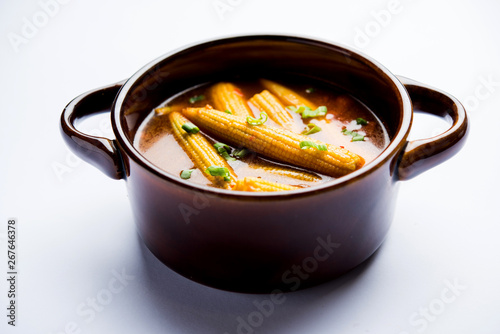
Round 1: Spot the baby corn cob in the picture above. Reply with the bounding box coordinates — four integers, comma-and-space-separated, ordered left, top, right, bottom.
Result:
260, 79, 318, 109
234, 177, 301, 192
168, 111, 237, 189
249, 160, 320, 182
249, 90, 295, 131
155, 104, 183, 116
182, 107, 364, 178
210, 82, 253, 117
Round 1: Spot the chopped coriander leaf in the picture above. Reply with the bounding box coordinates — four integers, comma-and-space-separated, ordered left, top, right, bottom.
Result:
224, 109, 232, 114
180, 169, 194, 179
305, 87, 315, 94
246, 112, 268, 125
302, 123, 322, 135
205, 166, 231, 182
189, 95, 205, 104
234, 148, 251, 159
356, 118, 368, 125
341, 128, 365, 142
299, 141, 327, 151
181, 122, 200, 134
214, 142, 236, 161
288, 105, 328, 119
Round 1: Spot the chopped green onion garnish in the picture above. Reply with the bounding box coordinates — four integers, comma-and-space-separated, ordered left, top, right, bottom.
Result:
304, 106, 327, 118
302, 123, 322, 135
214, 142, 236, 161
214, 142, 231, 151
305, 87, 315, 94
287, 106, 306, 113
299, 141, 327, 151
205, 166, 231, 182
246, 112, 268, 125
224, 109, 232, 114
181, 122, 200, 134
234, 148, 251, 159
180, 169, 194, 179
356, 118, 368, 125
352, 135, 365, 142
189, 95, 205, 104
342, 128, 365, 142
288, 105, 328, 119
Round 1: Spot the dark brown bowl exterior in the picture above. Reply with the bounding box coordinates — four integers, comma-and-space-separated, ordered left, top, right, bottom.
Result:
124, 153, 398, 292
61, 35, 468, 293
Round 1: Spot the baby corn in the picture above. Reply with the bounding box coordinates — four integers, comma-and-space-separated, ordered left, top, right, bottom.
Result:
249, 90, 295, 131
234, 177, 301, 192
249, 160, 320, 182
168, 111, 237, 189
260, 79, 318, 109
210, 82, 253, 117
182, 107, 364, 178
155, 104, 183, 116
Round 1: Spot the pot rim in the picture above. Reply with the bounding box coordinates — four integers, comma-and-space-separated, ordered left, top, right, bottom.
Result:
112, 33, 412, 198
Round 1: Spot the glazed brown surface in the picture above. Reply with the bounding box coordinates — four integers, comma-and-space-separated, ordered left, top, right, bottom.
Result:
61, 35, 468, 292
134, 78, 390, 189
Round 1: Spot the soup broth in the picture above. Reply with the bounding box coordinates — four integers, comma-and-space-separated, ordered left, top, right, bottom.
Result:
134, 77, 389, 191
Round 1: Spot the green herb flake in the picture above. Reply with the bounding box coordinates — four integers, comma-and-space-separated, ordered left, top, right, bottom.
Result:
352, 135, 365, 142
302, 123, 322, 135
356, 118, 368, 125
224, 109, 232, 114
180, 169, 194, 179
234, 148, 251, 159
214, 142, 236, 161
305, 87, 315, 94
246, 112, 268, 126
181, 122, 200, 134
342, 128, 365, 142
205, 166, 231, 182
299, 141, 328, 151
189, 95, 205, 104
287, 106, 303, 113
288, 105, 328, 119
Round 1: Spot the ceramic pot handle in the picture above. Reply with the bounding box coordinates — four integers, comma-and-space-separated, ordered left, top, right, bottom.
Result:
60, 81, 126, 180
396, 76, 469, 180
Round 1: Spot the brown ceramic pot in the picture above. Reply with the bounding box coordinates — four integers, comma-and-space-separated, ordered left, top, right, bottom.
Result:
61, 35, 468, 293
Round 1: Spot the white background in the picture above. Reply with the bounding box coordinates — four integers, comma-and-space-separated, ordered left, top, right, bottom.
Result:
1, 0, 499, 333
